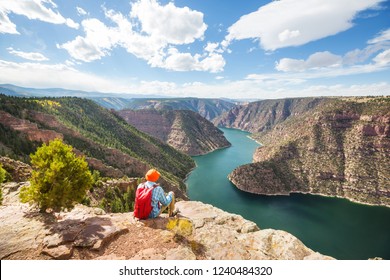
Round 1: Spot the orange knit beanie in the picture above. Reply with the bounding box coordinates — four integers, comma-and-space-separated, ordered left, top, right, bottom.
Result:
145, 169, 160, 182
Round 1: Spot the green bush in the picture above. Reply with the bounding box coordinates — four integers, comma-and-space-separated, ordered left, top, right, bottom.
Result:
81, 196, 91, 207
0, 163, 5, 184
0, 164, 5, 205
111, 198, 124, 213
100, 186, 135, 213
92, 170, 101, 184
20, 139, 93, 212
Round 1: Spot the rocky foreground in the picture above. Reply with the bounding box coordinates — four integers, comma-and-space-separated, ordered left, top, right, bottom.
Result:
0, 182, 333, 260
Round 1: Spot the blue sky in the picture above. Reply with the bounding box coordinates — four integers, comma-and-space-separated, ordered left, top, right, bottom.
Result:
0, 0, 389, 99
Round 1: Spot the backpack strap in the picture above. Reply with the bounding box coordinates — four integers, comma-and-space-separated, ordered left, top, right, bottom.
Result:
151, 184, 160, 208
140, 182, 158, 190
141, 182, 158, 186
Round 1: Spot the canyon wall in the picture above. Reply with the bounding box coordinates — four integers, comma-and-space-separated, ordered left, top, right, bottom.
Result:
227, 97, 390, 207
117, 109, 231, 156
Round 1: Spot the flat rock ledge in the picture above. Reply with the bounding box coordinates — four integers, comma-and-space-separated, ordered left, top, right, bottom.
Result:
0, 203, 132, 260
0, 183, 334, 260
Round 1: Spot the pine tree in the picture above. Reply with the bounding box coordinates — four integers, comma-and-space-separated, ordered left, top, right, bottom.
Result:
20, 139, 93, 212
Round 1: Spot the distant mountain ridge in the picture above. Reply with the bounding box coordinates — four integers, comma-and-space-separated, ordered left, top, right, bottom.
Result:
213, 97, 326, 133
121, 98, 236, 120
0, 84, 236, 121
0, 84, 164, 99
117, 109, 231, 156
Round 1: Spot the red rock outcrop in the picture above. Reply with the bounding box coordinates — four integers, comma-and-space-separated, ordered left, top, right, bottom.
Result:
0, 157, 32, 182
0, 110, 63, 142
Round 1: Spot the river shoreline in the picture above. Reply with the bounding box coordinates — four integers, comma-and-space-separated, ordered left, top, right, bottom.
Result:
189, 142, 232, 157
230, 180, 390, 209
231, 130, 389, 209
186, 127, 390, 260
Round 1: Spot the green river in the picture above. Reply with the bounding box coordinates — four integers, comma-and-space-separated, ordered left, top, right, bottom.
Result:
186, 128, 390, 260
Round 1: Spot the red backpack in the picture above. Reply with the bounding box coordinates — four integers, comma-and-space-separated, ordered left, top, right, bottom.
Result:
133, 183, 157, 219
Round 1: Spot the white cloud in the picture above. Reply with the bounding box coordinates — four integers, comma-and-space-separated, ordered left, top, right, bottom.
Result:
153, 47, 225, 73
65, 60, 76, 66
275, 26, 390, 76
248, 47, 257, 53
306, 52, 343, 68
225, 0, 384, 50
343, 45, 383, 65
65, 18, 79, 29
276, 51, 342, 72
368, 28, 390, 44
278, 29, 300, 43
58, 36, 107, 62
0, 58, 389, 100
0, 0, 79, 34
373, 49, 390, 66
275, 58, 305, 72
252, 57, 389, 83
177, 79, 390, 99
105, 8, 173, 65
137, 80, 178, 95
59, 1, 225, 73
58, 18, 115, 62
198, 53, 226, 73
0, 9, 19, 34
163, 48, 201, 72
0, 59, 118, 92
251, 42, 390, 84
204, 42, 220, 53
292, 82, 390, 98
7, 47, 49, 61
130, 0, 207, 45
77, 6, 87, 16
343, 28, 390, 65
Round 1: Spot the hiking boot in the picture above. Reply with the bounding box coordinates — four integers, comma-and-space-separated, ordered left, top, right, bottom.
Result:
169, 208, 180, 217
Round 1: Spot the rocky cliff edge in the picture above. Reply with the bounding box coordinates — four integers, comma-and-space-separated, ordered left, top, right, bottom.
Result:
0, 182, 333, 260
